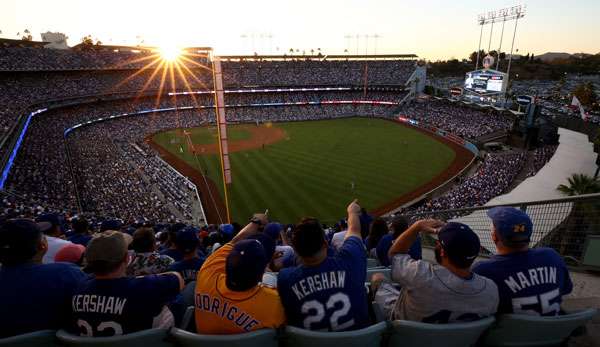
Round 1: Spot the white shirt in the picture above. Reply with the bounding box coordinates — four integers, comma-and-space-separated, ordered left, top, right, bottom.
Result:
43, 236, 72, 264
331, 230, 348, 251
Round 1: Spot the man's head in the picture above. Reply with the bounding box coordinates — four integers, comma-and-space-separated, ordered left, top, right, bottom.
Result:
175, 227, 200, 255
225, 239, 269, 291
71, 217, 89, 235
0, 219, 47, 266
390, 216, 409, 239
36, 213, 62, 237
487, 207, 533, 252
292, 218, 326, 258
130, 227, 156, 253
434, 222, 480, 270
85, 230, 132, 276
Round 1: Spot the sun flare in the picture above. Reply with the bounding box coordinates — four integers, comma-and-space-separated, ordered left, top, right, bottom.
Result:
158, 44, 182, 62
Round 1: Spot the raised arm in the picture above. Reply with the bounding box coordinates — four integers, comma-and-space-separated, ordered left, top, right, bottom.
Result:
231, 213, 268, 243
344, 199, 362, 240
388, 219, 444, 259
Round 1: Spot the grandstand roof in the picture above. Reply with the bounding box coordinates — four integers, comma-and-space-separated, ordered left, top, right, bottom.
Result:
218, 54, 418, 61
0, 38, 48, 48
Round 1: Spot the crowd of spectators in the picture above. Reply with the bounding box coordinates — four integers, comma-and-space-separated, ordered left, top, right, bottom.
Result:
406, 151, 527, 216
527, 144, 558, 177
400, 99, 513, 139
4, 91, 404, 222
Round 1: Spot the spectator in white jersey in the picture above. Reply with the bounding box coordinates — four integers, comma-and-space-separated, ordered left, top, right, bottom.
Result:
374, 220, 499, 323
71, 230, 183, 336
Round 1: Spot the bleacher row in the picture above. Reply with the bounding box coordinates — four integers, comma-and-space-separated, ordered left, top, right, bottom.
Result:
3, 276, 595, 347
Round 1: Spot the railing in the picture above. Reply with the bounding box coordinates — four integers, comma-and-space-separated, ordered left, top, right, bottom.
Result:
154, 155, 207, 226
402, 193, 600, 269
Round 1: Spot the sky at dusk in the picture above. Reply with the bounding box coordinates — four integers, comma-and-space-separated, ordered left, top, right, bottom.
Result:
1, 0, 598, 60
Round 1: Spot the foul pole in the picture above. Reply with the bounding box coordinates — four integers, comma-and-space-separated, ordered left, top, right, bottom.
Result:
211, 55, 232, 223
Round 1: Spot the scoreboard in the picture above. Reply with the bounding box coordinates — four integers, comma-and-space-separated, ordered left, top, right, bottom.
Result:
464, 69, 507, 96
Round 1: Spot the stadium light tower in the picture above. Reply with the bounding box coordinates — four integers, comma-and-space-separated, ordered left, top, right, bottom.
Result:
475, 5, 526, 71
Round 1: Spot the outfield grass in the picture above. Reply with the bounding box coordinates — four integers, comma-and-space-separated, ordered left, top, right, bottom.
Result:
153, 118, 456, 224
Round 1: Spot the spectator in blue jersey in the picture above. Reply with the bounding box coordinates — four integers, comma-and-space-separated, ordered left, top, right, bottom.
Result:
359, 208, 374, 239
373, 221, 498, 323
376, 216, 421, 266
68, 217, 92, 246
71, 230, 183, 337
473, 207, 573, 316
277, 200, 369, 331
168, 227, 205, 284
160, 224, 186, 261
365, 218, 388, 258
0, 219, 87, 338
127, 227, 175, 276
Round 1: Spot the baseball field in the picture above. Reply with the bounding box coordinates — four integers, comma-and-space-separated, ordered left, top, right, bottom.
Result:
149, 117, 471, 224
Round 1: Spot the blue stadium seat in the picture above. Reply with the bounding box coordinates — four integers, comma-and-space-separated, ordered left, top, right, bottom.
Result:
181, 281, 196, 308
366, 258, 380, 268
282, 322, 387, 347
55, 328, 171, 347
0, 330, 58, 347
170, 327, 278, 347
482, 308, 597, 347
179, 306, 196, 331
389, 317, 495, 347
366, 267, 391, 281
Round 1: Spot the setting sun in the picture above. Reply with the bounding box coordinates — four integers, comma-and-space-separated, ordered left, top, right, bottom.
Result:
158, 44, 182, 62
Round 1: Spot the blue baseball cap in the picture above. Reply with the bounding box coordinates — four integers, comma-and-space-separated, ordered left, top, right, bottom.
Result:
175, 227, 200, 253
0, 219, 44, 265
438, 222, 480, 266
264, 222, 283, 240
36, 213, 62, 233
247, 233, 276, 261
226, 239, 268, 291
220, 224, 234, 236
487, 207, 533, 244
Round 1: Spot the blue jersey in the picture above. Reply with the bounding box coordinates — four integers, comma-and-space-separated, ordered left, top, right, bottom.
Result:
277, 236, 369, 331
168, 257, 205, 284
68, 233, 92, 246
70, 274, 180, 336
160, 248, 184, 262
473, 248, 572, 316
376, 234, 421, 267
0, 263, 87, 338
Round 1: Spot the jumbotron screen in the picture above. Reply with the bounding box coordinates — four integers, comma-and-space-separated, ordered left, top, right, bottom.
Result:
464, 70, 507, 95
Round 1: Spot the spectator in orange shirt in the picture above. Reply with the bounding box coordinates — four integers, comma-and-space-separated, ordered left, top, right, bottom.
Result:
194, 213, 285, 334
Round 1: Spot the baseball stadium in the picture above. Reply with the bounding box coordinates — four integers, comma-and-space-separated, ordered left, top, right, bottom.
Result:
1, 1, 600, 346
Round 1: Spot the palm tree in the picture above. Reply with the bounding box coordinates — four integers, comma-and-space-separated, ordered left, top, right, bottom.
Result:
557, 174, 600, 196
554, 173, 600, 258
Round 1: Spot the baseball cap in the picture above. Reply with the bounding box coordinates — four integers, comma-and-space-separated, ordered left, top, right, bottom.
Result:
264, 223, 283, 240
86, 230, 132, 264
100, 219, 123, 232
55, 243, 86, 264
247, 233, 276, 260
0, 219, 44, 265
226, 239, 268, 291
176, 227, 200, 253
437, 222, 480, 267
487, 207, 533, 244
36, 213, 62, 234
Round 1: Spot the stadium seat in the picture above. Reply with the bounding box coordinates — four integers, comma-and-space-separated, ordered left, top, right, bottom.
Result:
55, 328, 171, 347
170, 327, 278, 347
388, 317, 495, 347
181, 281, 196, 308
0, 330, 58, 347
366, 267, 391, 281
482, 308, 598, 347
367, 258, 379, 268
179, 306, 195, 331
282, 322, 387, 347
